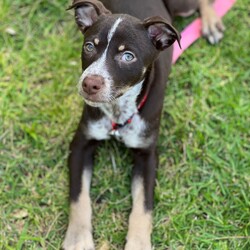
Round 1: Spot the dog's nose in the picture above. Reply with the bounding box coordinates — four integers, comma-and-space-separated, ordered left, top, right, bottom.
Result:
82, 75, 104, 95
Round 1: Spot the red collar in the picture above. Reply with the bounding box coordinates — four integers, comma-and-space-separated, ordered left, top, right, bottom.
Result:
110, 93, 148, 133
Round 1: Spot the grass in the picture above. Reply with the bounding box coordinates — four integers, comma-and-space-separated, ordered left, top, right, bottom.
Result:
0, 0, 249, 249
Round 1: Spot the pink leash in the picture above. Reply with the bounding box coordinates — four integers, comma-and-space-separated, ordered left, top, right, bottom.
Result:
172, 0, 237, 64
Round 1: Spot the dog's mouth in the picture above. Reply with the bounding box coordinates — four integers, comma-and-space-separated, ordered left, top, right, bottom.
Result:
78, 86, 127, 107
83, 98, 105, 107
77, 72, 133, 107
77, 74, 139, 107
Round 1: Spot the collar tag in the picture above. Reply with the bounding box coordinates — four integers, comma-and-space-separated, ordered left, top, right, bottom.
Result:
109, 129, 121, 138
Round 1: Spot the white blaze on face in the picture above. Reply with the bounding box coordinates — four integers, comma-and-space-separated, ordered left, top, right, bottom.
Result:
78, 17, 124, 100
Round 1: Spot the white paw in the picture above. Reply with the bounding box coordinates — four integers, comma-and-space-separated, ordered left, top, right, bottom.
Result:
201, 7, 225, 44
124, 237, 151, 250
63, 227, 95, 250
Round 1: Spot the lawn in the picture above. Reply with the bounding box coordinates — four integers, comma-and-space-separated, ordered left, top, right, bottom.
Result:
0, 0, 249, 249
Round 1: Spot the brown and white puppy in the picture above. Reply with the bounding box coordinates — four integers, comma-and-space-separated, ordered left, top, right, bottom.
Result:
63, 1, 224, 249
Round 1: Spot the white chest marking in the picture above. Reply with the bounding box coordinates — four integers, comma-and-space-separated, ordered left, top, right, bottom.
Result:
86, 81, 153, 148
101, 81, 143, 124
87, 117, 111, 141
87, 113, 151, 148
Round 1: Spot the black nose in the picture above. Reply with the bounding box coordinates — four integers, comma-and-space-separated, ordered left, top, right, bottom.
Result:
82, 75, 104, 95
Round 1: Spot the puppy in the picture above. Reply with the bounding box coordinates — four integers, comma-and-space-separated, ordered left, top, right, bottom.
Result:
63, 1, 224, 249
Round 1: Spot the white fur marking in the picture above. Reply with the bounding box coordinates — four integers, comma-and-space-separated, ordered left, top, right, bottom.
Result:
122, 114, 151, 148
107, 17, 123, 42
102, 80, 143, 123
87, 117, 111, 140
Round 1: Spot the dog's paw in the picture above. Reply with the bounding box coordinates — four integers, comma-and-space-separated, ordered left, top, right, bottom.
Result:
201, 7, 225, 44
124, 237, 151, 250
63, 227, 95, 250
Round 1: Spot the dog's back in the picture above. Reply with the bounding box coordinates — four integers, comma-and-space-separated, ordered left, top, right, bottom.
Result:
101, 0, 172, 21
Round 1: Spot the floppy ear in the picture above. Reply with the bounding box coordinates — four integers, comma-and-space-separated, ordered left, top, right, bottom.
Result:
67, 0, 111, 33
143, 16, 181, 51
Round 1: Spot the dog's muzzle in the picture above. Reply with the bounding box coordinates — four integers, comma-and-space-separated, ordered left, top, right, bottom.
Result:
82, 74, 105, 95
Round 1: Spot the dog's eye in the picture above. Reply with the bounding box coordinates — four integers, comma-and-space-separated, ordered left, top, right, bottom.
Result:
84, 42, 95, 52
121, 52, 135, 62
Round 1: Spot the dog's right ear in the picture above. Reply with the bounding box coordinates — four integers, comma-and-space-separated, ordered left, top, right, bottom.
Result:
67, 0, 111, 33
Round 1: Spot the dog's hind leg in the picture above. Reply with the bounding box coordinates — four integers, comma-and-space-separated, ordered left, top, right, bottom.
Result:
163, 0, 198, 17
164, 0, 225, 44
199, 0, 225, 44
63, 125, 99, 250
124, 147, 157, 250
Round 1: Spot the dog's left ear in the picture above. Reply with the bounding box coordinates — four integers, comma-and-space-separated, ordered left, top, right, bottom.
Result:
143, 16, 181, 51
67, 0, 111, 33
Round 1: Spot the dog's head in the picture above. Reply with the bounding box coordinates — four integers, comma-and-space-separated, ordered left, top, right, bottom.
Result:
68, 0, 180, 107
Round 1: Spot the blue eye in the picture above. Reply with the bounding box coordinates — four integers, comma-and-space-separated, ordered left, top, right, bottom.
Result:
85, 42, 95, 52
121, 52, 135, 62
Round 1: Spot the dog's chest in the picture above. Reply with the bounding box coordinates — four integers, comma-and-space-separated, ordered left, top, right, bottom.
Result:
86, 89, 151, 148
87, 113, 147, 148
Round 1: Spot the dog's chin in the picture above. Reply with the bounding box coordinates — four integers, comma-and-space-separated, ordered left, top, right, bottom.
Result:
79, 90, 126, 107
83, 95, 117, 107
84, 99, 106, 107
78, 91, 109, 107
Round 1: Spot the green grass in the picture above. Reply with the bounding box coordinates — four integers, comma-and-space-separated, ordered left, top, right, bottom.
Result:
0, 0, 249, 249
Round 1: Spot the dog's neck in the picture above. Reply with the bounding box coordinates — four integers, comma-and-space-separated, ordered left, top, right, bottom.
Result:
100, 80, 144, 124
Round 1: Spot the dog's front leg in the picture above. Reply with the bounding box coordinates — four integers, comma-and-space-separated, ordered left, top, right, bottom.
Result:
63, 127, 99, 250
125, 147, 157, 250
